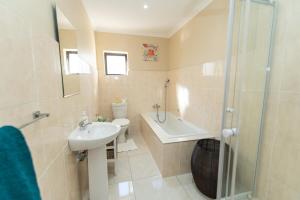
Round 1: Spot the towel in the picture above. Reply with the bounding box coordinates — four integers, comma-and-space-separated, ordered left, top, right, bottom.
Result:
0, 126, 41, 200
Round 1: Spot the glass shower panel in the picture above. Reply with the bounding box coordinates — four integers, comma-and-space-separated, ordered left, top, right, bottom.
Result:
235, 1, 274, 197
218, 0, 276, 199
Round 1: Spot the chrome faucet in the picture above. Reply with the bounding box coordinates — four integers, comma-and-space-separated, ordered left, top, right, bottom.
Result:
79, 120, 92, 130
152, 104, 160, 109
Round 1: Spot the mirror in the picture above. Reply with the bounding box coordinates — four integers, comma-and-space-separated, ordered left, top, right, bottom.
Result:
55, 6, 80, 97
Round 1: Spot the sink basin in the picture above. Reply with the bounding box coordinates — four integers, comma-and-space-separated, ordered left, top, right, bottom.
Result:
68, 122, 121, 151
68, 122, 121, 200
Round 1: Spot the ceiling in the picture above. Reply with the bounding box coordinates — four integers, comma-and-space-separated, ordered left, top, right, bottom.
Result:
82, 0, 213, 38
56, 8, 75, 30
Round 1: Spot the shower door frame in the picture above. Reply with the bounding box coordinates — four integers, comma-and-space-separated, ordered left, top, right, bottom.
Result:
216, 0, 278, 199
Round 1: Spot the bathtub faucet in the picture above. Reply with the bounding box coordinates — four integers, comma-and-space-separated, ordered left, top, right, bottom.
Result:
152, 104, 161, 110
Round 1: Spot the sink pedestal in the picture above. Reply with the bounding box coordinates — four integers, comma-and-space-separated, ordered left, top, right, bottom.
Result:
88, 146, 108, 200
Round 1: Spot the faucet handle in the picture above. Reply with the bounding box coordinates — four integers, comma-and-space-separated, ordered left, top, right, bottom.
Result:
152, 104, 160, 109
79, 119, 92, 130
79, 120, 85, 127
79, 119, 88, 126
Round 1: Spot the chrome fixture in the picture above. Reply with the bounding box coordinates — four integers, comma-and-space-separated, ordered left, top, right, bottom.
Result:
226, 107, 235, 113
154, 79, 170, 123
19, 111, 50, 129
79, 120, 92, 130
152, 104, 160, 109
164, 79, 170, 88
76, 150, 88, 162
222, 128, 238, 138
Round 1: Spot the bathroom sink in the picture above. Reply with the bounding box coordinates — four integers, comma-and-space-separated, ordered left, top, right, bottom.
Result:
68, 122, 121, 200
68, 122, 121, 151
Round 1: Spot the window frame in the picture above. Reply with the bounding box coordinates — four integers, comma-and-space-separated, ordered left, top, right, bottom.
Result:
104, 52, 128, 76
63, 49, 79, 75
66, 50, 78, 70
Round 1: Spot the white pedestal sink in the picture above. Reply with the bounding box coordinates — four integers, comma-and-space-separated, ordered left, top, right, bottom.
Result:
68, 122, 121, 200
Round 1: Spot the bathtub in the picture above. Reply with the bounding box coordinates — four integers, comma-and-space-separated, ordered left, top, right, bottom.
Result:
141, 112, 212, 143
140, 112, 213, 177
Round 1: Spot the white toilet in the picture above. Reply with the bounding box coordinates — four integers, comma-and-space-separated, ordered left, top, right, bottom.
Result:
112, 102, 130, 143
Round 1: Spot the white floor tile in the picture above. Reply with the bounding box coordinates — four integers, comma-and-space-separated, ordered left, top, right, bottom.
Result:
176, 173, 208, 200
129, 153, 161, 180
108, 157, 132, 185
109, 136, 212, 200
109, 181, 135, 200
127, 134, 149, 156
133, 176, 191, 200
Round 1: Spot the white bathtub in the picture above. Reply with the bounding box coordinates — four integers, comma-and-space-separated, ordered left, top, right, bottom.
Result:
141, 112, 213, 143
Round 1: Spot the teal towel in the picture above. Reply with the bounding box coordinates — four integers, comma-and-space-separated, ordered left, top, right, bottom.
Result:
0, 126, 41, 200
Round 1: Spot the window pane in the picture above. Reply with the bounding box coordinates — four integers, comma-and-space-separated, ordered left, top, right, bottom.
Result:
106, 54, 127, 75
68, 53, 81, 74
64, 50, 91, 74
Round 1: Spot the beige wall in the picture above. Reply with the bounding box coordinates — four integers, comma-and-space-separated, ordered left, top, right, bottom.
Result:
168, 0, 228, 70
96, 1, 228, 137
0, 0, 98, 199
1, 0, 298, 199
96, 32, 169, 71
256, 0, 300, 199
96, 32, 168, 133
167, 0, 228, 136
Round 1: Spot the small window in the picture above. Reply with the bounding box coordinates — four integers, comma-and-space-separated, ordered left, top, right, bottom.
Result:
63, 49, 90, 74
64, 49, 80, 74
104, 52, 128, 75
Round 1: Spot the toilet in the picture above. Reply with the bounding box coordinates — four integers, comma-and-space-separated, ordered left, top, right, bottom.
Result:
112, 101, 130, 143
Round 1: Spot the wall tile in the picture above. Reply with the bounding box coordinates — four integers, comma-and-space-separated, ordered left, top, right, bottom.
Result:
0, 0, 98, 199
167, 65, 224, 137
0, 5, 36, 109
256, 0, 300, 198
99, 70, 168, 134
38, 152, 69, 200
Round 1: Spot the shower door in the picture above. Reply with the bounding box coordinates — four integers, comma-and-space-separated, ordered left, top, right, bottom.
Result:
217, 0, 277, 199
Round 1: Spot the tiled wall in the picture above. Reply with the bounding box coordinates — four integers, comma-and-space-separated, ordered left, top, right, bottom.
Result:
0, 0, 98, 199
95, 1, 229, 138
98, 71, 167, 134
167, 0, 228, 137
256, 0, 300, 199
141, 118, 197, 177
167, 65, 225, 137
95, 32, 169, 134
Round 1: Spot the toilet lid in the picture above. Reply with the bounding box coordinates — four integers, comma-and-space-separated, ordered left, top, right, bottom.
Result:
112, 118, 130, 127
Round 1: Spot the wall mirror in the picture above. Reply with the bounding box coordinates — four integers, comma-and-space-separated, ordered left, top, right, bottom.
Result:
55, 6, 80, 97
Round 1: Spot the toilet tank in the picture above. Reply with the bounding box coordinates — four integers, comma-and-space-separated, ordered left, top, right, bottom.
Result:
112, 102, 127, 119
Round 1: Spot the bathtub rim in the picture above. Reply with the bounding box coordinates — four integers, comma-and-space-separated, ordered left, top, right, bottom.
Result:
141, 112, 214, 144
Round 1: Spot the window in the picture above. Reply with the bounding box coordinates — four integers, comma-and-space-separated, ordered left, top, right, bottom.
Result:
104, 52, 128, 75
64, 49, 90, 74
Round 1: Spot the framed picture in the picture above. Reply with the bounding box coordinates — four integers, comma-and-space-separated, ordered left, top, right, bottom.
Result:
143, 43, 159, 61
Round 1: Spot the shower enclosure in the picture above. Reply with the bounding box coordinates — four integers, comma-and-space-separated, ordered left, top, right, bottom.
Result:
217, 0, 277, 199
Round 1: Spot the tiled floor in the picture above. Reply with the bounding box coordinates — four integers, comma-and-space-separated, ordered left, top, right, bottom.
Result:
107, 133, 209, 200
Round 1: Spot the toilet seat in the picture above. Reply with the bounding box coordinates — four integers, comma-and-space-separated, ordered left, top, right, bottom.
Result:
112, 118, 130, 127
